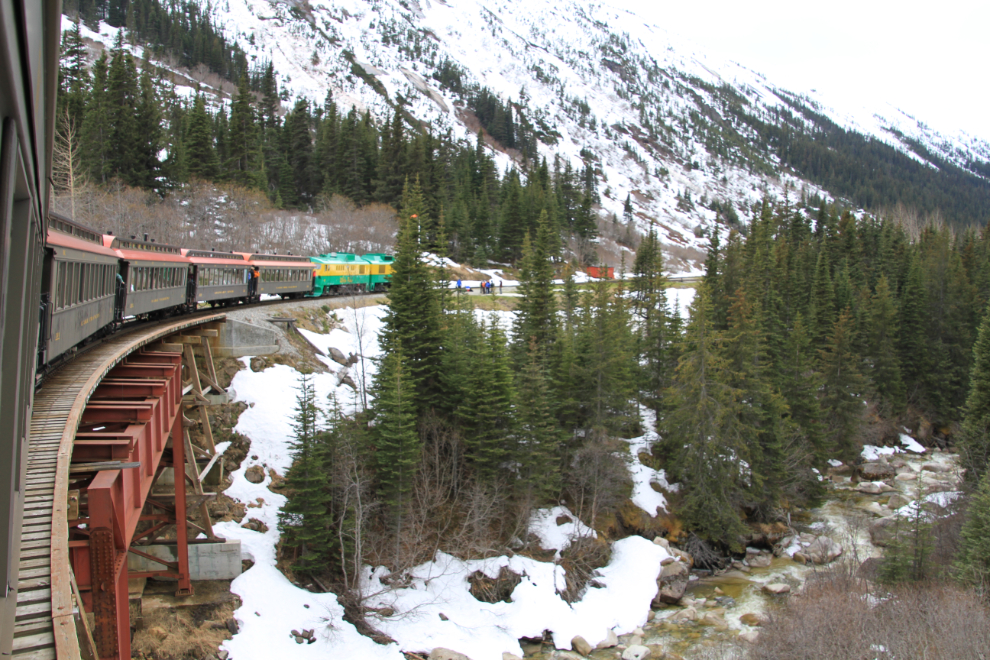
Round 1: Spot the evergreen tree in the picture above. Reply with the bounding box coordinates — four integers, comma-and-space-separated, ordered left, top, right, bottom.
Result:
515, 340, 562, 501
513, 210, 559, 361
80, 52, 111, 182
955, 468, 990, 591
959, 309, 990, 484
867, 274, 905, 416
226, 73, 265, 189
818, 310, 867, 459
372, 345, 420, 544
461, 320, 516, 481
105, 40, 142, 185
660, 286, 749, 548
186, 94, 218, 180
278, 374, 332, 576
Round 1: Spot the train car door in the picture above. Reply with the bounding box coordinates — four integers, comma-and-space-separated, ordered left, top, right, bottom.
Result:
114, 261, 129, 323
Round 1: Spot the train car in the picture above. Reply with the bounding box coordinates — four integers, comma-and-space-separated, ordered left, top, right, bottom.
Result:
183, 249, 250, 306
362, 253, 394, 292
310, 252, 373, 296
105, 234, 191, 318
244, 252, 314, 299
40, 213, 122, 365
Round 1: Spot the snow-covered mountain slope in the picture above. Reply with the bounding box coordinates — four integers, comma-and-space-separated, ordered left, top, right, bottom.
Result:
71, 0, 990, 259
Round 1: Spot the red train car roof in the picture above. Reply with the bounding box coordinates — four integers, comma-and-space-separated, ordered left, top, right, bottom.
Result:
240, 252, 312, 268
104, 234, 191, 263
47, 227, 120, 258
181, 249, 250, 266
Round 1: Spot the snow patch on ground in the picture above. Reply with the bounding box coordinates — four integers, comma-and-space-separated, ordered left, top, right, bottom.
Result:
899, 433, 926, 453
861, 445, 902, 461
528, 506, 596, 556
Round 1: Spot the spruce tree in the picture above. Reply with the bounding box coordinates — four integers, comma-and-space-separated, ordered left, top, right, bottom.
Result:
105, 40, 141, 185
226, 73, 265, 189
959, 309, 990, 484
372, 345, 420, 543
513, 210, 558, 362
515, 340, 562, 502
867, 274, 905, 416
461, 320, 516, 481
278, 374, 332, 576
955, 468, 990, 591
80, 52, 111, 182
660, 285, 749, 548
186, 94, 218, 180
818, 310, 867, 459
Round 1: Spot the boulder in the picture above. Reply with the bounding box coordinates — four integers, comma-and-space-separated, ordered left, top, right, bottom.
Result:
715, 596, 737, 608
740, 612, 768, 627
244, 465, 265, 484
860, 463, 896, 481
804, 537, 843, 565
748, 553, 772, 568
670, 547, 694, 567
922, 463, 949, 473
698, 612, 728, 629
340, 374, 357, 391
863, 502, 886, 516
595, 630, 619, 649
895, 472, 917, 481
652, 536, 670, 550
621, 646, 651, 660
762, 583, 791, 595
346, 352, 360, 366
869, 517, 902, 547
148, 626, 168, 641
669, 607, 698, 623
429, 649, 473, 660
887, 493, 911, 510
571, 636, 592, 657
738, 631, 760, 644
856, 481, 886, 494
502, 654, 523, 660
655, 560, 690, 604
327, 346, 348, 366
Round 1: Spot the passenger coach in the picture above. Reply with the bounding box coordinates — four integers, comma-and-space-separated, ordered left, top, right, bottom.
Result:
105, 234, 190, 318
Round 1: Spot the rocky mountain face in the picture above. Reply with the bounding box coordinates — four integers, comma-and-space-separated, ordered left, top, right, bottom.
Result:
78, 0, 990, 260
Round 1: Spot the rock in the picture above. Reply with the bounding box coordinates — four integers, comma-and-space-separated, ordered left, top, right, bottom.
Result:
804, 536, 843, 564
439, 612, 449, 621
715, 596, 736, 608
748, 553, 772, 568
629, 635, 644, 646
792, 552, 808, 564
670, 547, 694, 567
857, 557, 882, 581
502, 654, 523, 660
633, 627, 644, 637
660, 556, 676, 566
244, 465, 265, 484
327, 346, 348, 366
621, 645, 652, 660
860, 463, 896, 480
596, 630, 619, 649
699, 612, 728, 628
148, 626, 168, 641
895, 472, 917, 481
670, 607, 698, 623
922, 463, 949, 473
249, 357, 267, 372
293, 635, 305, 644
857, 481, 886, 494
217, 652, 229, 660
738, 631, 760, 644
571, 636, 593, 657
864, 502, 886, 516
869, 517, 902, 547
340, 374, 357, 390
740, 612, 769, 626
655, 560, 690, 604
887, 493, 910, 509
714, 587, 724, 595
429, 649, 474, 660
551, 653, 584, 660
346, 352, 360, 366
652, 537, 670, 550
828, 464, 853, 477
762, 583, 791, 595
225, 619, 238, 634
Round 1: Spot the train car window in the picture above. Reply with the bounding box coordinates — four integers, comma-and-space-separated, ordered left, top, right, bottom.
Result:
56, 262, 65, 309
88, 264, 95, 300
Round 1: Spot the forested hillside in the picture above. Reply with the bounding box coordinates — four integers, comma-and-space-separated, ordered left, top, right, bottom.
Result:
55, 0, 990, 273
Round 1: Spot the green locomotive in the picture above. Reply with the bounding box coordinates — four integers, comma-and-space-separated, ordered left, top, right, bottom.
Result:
308, 253, 394, 296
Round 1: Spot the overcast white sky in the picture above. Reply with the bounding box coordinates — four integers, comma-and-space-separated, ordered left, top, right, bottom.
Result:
607, 0, 990, 141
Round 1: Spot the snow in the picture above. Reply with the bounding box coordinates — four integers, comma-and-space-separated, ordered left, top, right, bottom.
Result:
667, 287, 697, 320
528, 506, 597, 556
861, 445, 902, 462
828, 459, 843, 468
622, 408, 675, 517
899, 433, 926, 454
363, 536, 669, 659
892, 491, 963, 520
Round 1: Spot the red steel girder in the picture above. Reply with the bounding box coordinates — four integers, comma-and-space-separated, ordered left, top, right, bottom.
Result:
69, 349, 192, 660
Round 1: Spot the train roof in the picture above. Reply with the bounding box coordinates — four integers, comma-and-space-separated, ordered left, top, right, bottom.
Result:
311, 252, 367, 264
241, 252, 313, 267
47, 212, 120, 257
105, 235, 190, 263
182, 249, 250, 265
362, 253, 394, 263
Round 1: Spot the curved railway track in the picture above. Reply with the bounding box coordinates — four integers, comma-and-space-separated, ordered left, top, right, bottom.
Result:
14, 312, 228, 660
14, 291, 387, 660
